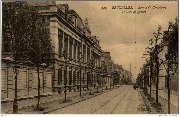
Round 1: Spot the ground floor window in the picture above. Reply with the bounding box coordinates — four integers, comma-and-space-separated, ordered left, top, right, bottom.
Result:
73, 71, 76, 84
1, 69, 7, 91
46, 72, 52, 88
69, 70, 72, 85
58, 68, 62, 85
18, 70, 28, 89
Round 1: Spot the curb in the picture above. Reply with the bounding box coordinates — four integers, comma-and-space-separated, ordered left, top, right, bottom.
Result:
17, 88, 114, 114
140, 91, 164, 114
152, 91, 178, 107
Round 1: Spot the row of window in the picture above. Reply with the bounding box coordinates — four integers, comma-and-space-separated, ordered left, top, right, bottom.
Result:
57, 68, 97, 86
58, 29, 91, 63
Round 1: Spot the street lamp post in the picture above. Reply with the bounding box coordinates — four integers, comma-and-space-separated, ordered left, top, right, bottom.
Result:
63, 59, 69, 103
3, 57, 14, 98
61, 49, 69, 103
13, 63, 20, 114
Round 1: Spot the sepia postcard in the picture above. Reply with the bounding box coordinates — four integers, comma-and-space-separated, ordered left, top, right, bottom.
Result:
1, 0, 178, 115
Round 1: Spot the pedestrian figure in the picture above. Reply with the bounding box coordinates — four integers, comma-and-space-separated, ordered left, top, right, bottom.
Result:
96, 83, 99, 93
89, 85, 93, 95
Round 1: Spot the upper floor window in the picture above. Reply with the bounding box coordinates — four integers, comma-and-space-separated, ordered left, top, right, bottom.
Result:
73, 40, 77, 61
83, 45, 86, 63
64, 33, 68, 59
58, 29, 63, 57
87, 47, 90, 63
69, 37, 73, 60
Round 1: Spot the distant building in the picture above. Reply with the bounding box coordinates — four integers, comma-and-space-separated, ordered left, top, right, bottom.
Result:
100, 51, 114, 87
123, 70, 132, 85
101, 51, 114, 75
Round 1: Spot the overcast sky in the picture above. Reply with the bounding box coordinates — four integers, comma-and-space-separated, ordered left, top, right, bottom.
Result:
57, 1, 178, 81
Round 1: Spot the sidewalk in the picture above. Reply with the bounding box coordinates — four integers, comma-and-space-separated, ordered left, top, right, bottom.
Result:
1, 86, 117, 114
150, 86, 178, 107
140, 90, 160, 114
147, 87, 178, 114
151, 91, 178, 114
1, 90, 83, 114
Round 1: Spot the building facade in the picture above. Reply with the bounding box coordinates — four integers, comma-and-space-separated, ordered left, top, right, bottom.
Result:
101, 51, 114, 87
1, 1, 102, 101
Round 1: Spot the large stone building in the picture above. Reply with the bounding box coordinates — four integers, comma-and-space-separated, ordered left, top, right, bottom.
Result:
101, 51, 114, 75
41, 2, 102, 92
1, 1, 102, 101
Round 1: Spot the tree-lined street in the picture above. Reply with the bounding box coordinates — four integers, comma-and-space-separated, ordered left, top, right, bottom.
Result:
1, 1, 178, 115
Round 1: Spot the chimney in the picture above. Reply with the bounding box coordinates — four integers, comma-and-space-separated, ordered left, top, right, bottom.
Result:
58, 4, 69, 20
64, 4, 69, 20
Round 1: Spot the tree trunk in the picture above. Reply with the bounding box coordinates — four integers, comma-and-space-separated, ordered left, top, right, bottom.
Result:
155, 49, 159, 105
150, 54, 152, 98
36, 63, 41, 109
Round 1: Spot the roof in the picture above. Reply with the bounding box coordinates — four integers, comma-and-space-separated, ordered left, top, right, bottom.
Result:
68, 9, 83, 21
